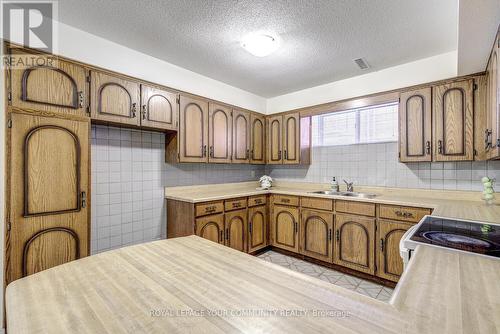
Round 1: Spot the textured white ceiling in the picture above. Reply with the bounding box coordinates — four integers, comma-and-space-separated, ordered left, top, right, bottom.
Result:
57, 0, 458, 97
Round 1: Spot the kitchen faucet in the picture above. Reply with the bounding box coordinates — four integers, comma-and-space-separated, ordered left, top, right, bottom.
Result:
343, 180, 354, 192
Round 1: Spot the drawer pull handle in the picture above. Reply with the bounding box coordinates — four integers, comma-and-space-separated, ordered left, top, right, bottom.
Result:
395, 210, 403, 216
232, 202, 241, 208
281, 198, 290, 203
254, 199, 262, 204
336, 230, 340, 242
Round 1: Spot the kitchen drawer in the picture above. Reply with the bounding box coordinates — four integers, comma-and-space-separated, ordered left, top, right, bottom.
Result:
379, 205, 431, 223
301, 197, 333, 211
272, 194, 299, 206
248, 195, 266, 207
224, 198, 247, 211
335, 200, 375, 217
195, 201, 224, 217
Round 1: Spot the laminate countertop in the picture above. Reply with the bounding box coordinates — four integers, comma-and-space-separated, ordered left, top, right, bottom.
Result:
6, 236, 500, 333
165, 181, 500, 223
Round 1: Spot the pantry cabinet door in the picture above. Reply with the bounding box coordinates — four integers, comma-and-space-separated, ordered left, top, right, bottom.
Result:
399, 87, 432, 162
9, 48, 88, 116
232, 109, 250, 163
209, 103, 232, 163
376, 220, 413, 282
433, 79, 474, 161
140, 84, 178, 130
300, 209, 333, 263
266, 115, 283, 164
90, 71, 141, 126
283, 113, 300, 164
195, 214, 224, 244
179, 95, 209, 163
250, 114, 266, 164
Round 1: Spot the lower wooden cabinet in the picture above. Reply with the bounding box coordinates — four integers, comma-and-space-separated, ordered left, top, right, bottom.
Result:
334, 214, 375, 275
248, 205, 268, 253
225, 209, 247, 252
271, 205, 299, 252
195, 214, 224, 244
300, 209, 333, 262
376, 220, 413, 282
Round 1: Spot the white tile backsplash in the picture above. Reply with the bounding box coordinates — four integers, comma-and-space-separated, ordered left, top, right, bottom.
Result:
91, 125, 264, 254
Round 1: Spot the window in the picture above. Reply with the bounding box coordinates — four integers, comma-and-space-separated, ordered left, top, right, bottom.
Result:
312, 102, 398, 146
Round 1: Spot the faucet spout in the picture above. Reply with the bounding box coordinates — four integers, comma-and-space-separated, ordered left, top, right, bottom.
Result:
343, 180, 354, 192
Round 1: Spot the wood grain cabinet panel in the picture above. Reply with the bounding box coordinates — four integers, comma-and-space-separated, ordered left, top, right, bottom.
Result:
271, 205, 299, 252
335, 200, 375, 217
232, 109, 250, 163
399, 87, 432, 162
433, 79, 474, 161
250, 114, 266, 164
248, 205, 268, 253
209, 103, 232, 163
90, 71, 141, 126
195, 214, 224, 244
300, 210, 333, 262
225, 209, 247, 252
334, 214, 375, 275
9, 48, 88, 116
140, 84, 178, 130
486, 30, 500, 159
272, 194, 299, 206
6, 111, 89, 284
179, 95, 209, 163
376, 220, 413, 282
267, 115, 283, 164
283, 113, 300, 164
301, 197, 333, 211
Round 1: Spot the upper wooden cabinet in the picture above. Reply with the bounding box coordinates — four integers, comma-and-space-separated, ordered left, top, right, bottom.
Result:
140, 84, 178, 131
232, 109, 251, 163
90, 71, 141, 126
250, 114, 266, 164
399, 87, 432, 162
267, 115, 283, 164
376, 220, 413, 282
208, 103, 232, 163
266, 113, 303, 165
6, 111, 90, 284
486, 29, 500, 159
300, 209, 333, 263
179, 95, 209, 163
271, 205, 299, 252
432, 79, 474, 161
9, 48, 88, 116
283, 113, 300, 164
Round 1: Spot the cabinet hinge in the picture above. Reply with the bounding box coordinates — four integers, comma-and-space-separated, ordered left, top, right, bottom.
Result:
7, 118, 12, 128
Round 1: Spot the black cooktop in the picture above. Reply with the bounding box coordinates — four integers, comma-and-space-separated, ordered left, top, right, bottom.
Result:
410, 216, 500, 258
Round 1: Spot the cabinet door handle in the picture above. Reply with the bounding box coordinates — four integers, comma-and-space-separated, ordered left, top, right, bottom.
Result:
209, 146, 214, 158
437, 140, 443, 154
142, 105, 147, 120
220, 230, 224, 243
485, 129, 493, 149
336, 230, 340, 242
78, 91, 84, 108
425, 141, 431, 155
294, 222, 298, 234
246, 149, 250, 159
278, 150, 282, 160
328, 229, 332, 241
80, 191, 87, 208
380, 238, 384, 252
249, 222, 253, 234
131, 103, 137, 118
250, 149, 254, 159
225, 228, 229, 242
202, 145, 207, 157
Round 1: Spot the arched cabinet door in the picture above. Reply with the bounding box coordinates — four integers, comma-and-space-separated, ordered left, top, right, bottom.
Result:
300, 210, 333, 262
399, 87, 432, 162
376, 220, 413, 282
179, 94, 209, 163
90, 70, 141, 126
334, 213, 375, 275
250, 114, 266, 164
195, 214, 224, 244
9, 48, 88, 116
432, 79, 474, 161
208, 103, 232, 163
266, 115, 283, 164
141, 84, 178, 130
232, 109, 250, 164
271, 205, 299, 252
225, 209, 247, 252
283, 113, 300, 164
6, 111, 89, 284
248, 205, 268, 253
486, 31, 500, 160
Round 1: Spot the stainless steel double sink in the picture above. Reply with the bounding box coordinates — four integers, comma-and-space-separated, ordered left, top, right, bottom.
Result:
309, 190, 377, 199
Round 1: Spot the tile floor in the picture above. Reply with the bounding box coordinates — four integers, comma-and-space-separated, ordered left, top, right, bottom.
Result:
257, 250, 393, 302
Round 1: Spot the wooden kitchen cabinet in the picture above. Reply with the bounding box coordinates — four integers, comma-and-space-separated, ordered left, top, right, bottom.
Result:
6, 111, 90, 284
195, 214, 224, 244
399, 87, 432, 162
9, 48, 88, 117
300, 209, 333, 262
232, 109, 251, 163
432, 79, 474, 161
250, 114, 266, 164
178, 94, 209, 163
334, 214, 375, 275
248, 205, 268, 253
266, 113, 303, 164
90, 70, 141, 126
486, 29, 500, 159
208, 103, 232, 163
376, 220, 413, 282
140, 84, 178, 131
267, 115, 283, 164
225, 209, 247, 252
283, 113, 300, 164
271, 205, 299, 252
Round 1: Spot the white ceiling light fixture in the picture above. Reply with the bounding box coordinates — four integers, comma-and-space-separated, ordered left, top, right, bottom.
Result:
241, 32, 280, 57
